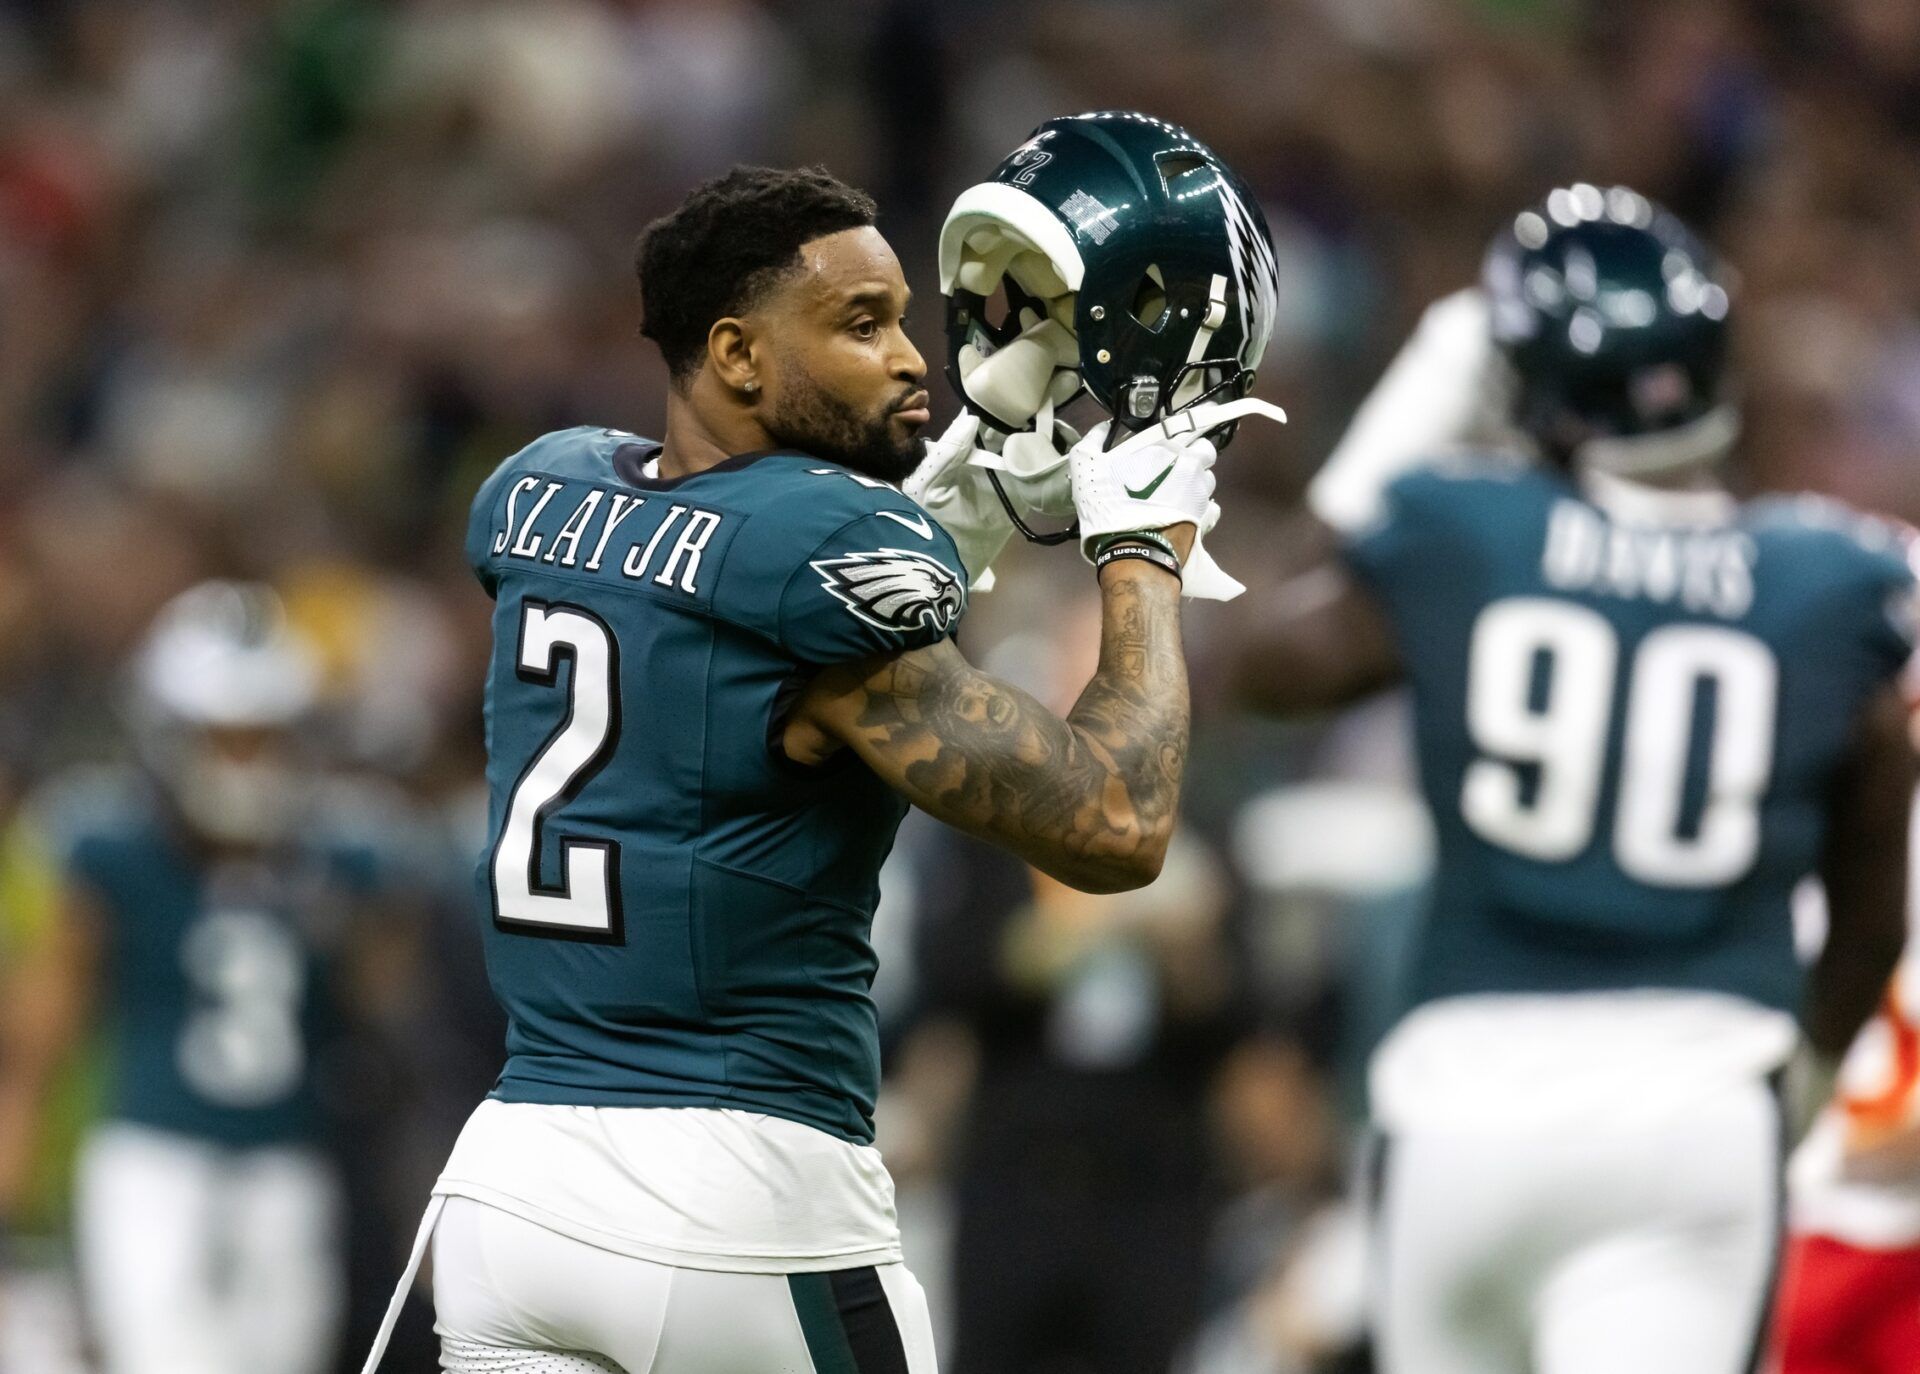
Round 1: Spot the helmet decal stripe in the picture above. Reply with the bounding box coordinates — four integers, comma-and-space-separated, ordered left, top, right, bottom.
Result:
1217, 181, 1279, 369
1059, 189, 1120, 246
1172, 273, 1231, 410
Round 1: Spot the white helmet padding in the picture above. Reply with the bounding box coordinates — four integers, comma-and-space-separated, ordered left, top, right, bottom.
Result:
940, 182, 1089, 433
938, 181, 1086, 295
955, 314, 1080, 429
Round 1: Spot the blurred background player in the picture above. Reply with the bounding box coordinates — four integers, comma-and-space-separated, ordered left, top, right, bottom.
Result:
1773, 769, 1920, 1374
0, 582, 420, 1374
1231, 187, 1918, 1374
1778, 945, 1920, 1373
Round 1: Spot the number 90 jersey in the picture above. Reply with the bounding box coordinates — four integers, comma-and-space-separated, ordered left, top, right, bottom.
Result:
465, 427, 967, 1146
1344, 462, 1918, 1016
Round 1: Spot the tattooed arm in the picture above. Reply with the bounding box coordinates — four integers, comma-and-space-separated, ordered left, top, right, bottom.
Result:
785, 560, 1189, 894
1230, 510, 1403, 715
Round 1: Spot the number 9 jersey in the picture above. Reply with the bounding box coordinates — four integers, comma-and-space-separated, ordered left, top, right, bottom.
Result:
35, 768, 405, 1147
1343, 460, 1918, 1022
463, 426, 967, 1147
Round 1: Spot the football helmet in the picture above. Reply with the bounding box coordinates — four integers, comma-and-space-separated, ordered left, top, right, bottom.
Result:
132, 581, 322, 846
1483, 184, 1737, 477
940, 111, 1281, 443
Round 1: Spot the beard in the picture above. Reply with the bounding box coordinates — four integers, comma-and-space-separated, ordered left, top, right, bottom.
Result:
763, 366, 925, 485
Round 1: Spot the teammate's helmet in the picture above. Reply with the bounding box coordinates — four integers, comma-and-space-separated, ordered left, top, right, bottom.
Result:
1483, 184, 1737, 476
940, 111, 1280, 440
133, 582, 321, 845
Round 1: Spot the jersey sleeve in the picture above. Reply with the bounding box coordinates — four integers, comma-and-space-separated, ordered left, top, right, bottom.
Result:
1880, 528, 1920, 700
1816, 509, 1920, 689
777, 508, 970, 665
466, 458, 518, 597
25, 768, 141, 899
1338, 469, 1454, 595
465, 429, 606, 597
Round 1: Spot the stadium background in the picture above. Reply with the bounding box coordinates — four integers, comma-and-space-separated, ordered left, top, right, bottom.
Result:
2, 0, 1919, 1370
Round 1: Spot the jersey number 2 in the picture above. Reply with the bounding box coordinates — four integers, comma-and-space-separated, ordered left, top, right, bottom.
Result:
490, 601, 624, 941
1461, 597, 1778, 888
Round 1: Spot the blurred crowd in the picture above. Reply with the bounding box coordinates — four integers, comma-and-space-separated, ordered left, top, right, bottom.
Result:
3, 0, 1920, 1371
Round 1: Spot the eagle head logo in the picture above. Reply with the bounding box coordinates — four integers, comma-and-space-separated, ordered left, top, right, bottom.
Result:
811, 548, 966, 635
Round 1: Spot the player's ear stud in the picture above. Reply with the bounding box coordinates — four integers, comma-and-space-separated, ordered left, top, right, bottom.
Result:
742, 380, 759, 394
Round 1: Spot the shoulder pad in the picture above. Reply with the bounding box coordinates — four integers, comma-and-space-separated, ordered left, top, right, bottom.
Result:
303, 777, 429, 892
467, 428, 644, 590
712, 459, 968, 663
1748, 492, 1915, 557
1362, 457, 1552, 533
25, 766, 156, 865
1748, 495, 1920, 676
738, 457, 938, 531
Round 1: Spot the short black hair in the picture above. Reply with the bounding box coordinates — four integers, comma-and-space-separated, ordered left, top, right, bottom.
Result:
635, 165, 879, 382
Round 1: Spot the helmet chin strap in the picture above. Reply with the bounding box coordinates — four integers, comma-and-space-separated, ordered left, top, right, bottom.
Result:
985, 388, 1082, 545
993, 388, 1072, 476
1167, 274, 1230, 412
1573, 404, 1741, 482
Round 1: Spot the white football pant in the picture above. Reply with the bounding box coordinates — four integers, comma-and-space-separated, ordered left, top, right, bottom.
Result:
431, 1196, 939, 1373
1373, 1076, 1782, 1374
75, 1121, 343, 1374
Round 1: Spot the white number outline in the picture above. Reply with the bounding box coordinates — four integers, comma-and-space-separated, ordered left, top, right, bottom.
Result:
1010, 148, 1053, 186
1615, 624, 1777, 886
489, 600, 624, 942
1461, 597, 1780, 889
1461, 599, 1616, 863
176, 908, 306, 1109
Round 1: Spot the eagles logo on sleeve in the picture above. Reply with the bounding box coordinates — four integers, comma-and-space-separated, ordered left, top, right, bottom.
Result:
810, 548, 966, 635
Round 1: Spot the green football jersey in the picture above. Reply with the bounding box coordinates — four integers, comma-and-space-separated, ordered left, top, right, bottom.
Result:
465, 427, 967, 1144
1344, 462, 1917, 1017
38, 768, 401, 1148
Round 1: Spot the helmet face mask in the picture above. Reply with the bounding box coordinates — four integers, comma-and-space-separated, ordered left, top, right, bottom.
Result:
1483, 184, 1737, 478
941, 111, 1280, 447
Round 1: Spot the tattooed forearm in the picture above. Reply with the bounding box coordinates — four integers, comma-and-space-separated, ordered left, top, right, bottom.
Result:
810, 562, 1189, 892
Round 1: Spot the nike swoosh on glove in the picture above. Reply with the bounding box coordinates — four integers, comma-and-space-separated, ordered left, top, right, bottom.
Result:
1069, 418, 1218, 590
1068, 398, 1287, 601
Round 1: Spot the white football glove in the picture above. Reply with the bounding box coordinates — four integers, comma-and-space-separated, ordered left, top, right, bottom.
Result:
1070, 397, 1287, 601
903, 411, 1072, 592
1071, 421, 1216, 548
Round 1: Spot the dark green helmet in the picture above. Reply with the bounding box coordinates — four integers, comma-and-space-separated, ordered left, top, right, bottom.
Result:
1483, 184, 1735, 467
939, 111, 1280, 441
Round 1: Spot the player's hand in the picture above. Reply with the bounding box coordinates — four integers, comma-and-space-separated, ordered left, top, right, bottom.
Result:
1307, 287, 1516, 533
1070, 398, 1283, 601
1070, 420, 1217, 551
903, 411, 1070, 592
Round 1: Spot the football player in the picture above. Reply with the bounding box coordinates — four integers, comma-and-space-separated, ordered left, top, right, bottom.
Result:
1231, 185, 1917, 1374
1773, 791, 1920, 1373
370, 124, 1283, 1374
2, 581, 419, 1374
